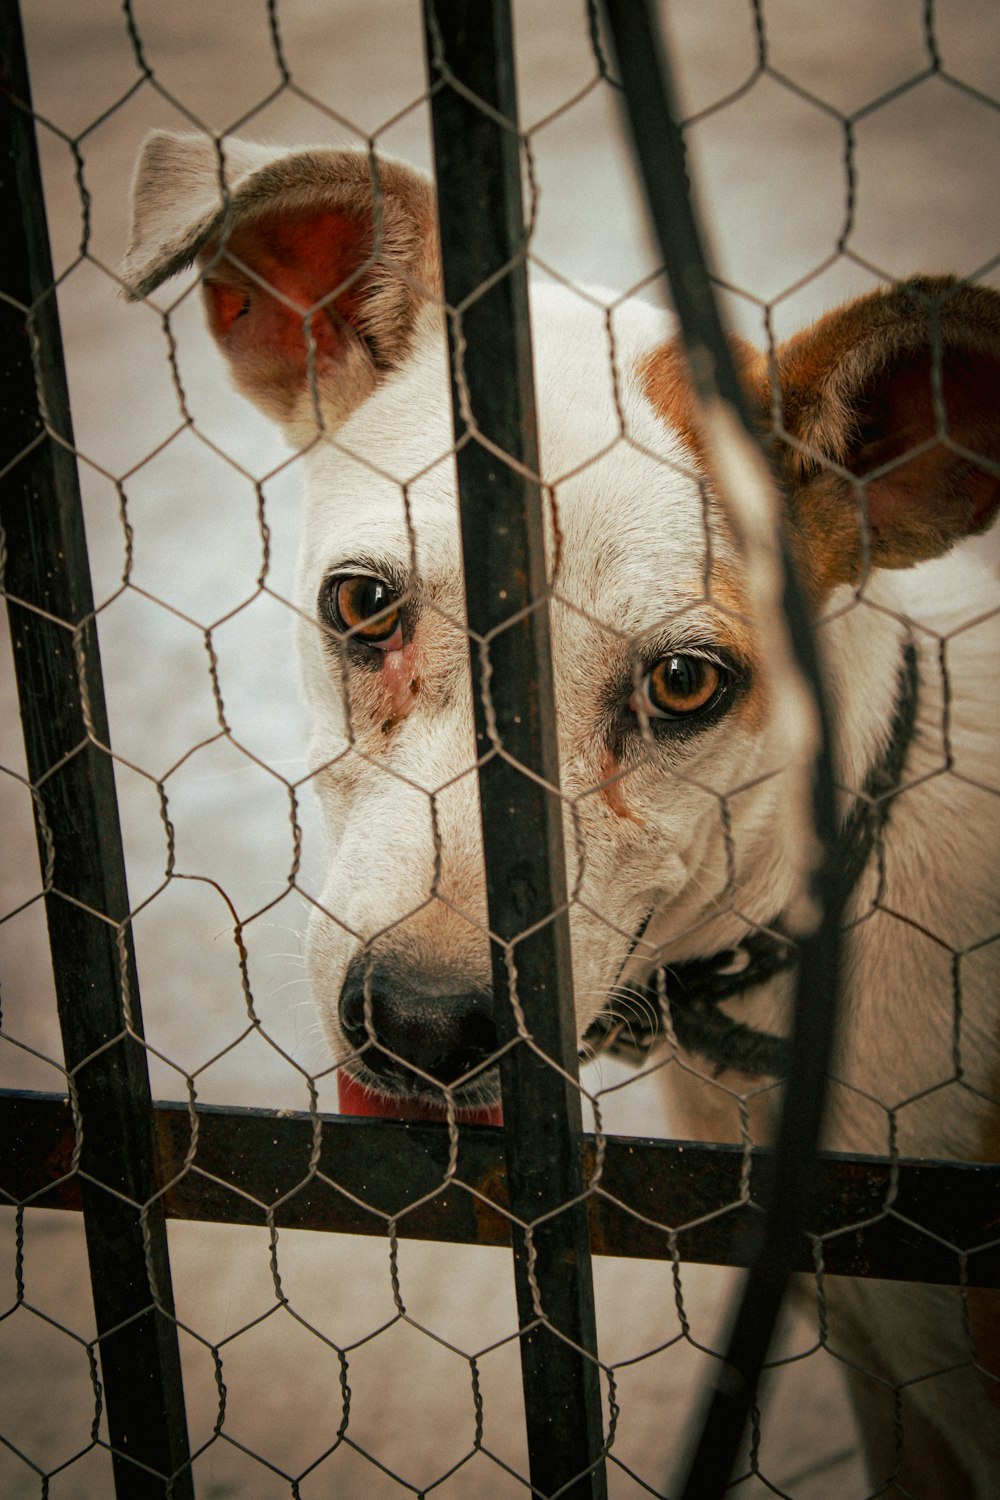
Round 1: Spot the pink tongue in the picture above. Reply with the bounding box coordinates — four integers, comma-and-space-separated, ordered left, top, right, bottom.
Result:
337, 1069, 502, 1125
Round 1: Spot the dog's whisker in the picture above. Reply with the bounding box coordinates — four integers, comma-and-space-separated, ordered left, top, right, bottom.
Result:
124, 116, 1000, 1486
256, 921, 310, 942
266, 976, 311, 998
601, 986, 662, 1036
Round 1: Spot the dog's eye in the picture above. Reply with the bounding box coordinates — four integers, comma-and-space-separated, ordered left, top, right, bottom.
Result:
632, 655, 724, 720
325, 575, 403, 648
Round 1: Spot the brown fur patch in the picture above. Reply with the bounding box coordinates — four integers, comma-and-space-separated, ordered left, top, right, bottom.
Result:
698, 577, 768, 737
638, 333, 762, 468
702, 574, 755, 654
340, 644, 422, 744
640, 278, 1000, 603
381, 674, 421, 735
598, 751, 644, 825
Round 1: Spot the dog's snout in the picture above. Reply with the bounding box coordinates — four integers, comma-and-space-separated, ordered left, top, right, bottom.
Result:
339, 960, 496, 1091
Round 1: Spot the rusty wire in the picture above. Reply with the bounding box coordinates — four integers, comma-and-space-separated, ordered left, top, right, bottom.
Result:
1, 1, 999, 1497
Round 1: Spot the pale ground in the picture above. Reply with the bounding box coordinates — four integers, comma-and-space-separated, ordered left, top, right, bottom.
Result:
2, 0, 999, 1496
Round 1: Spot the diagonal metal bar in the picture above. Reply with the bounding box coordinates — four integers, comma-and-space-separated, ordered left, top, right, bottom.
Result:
598, 4, 845, 1498
423, 2, 607, 1495
0, 3, 193, 1495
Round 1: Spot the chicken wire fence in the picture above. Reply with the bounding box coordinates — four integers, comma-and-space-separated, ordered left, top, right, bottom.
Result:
1, 1, 999, 1498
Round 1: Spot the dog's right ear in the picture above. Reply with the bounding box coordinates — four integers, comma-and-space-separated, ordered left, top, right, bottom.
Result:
122, 132, 440, 433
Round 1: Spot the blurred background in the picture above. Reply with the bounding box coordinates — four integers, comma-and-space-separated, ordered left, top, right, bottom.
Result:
2, 1, 998, 1495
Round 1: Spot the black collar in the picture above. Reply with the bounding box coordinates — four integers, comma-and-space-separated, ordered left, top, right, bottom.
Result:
584, 641, 920, 1078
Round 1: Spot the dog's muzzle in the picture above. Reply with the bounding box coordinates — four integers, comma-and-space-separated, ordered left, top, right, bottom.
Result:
338, 958, 499, 1100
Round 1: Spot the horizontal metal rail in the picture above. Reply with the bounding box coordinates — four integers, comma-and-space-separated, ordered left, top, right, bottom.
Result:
4, 1091, 998, 1288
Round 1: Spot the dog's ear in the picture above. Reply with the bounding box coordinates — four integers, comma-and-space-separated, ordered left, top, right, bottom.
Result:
122, 131, 440, 431
758, 277, 1000, 594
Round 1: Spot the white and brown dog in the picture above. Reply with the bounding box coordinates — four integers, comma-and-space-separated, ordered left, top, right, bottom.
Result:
125, 133, 999, 1496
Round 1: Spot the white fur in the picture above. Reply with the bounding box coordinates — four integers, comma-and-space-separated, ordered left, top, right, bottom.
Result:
125, 136, 1000, 1498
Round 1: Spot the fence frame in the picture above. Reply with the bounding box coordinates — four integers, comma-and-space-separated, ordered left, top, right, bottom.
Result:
5, 1091, 998, 1286
2, 1, 998, 1498
1, 3, 193, 1494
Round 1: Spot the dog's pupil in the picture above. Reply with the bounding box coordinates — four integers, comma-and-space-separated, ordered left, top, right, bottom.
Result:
667, 657, 698, 695
662, 656, 701, 700
337, 575, 395, 633
359, 579, 388, 619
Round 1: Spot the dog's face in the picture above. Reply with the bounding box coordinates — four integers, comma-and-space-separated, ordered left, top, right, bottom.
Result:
125, 134, 1000, 1108
294, 290, 793, 1101
296, 292, 767, 1098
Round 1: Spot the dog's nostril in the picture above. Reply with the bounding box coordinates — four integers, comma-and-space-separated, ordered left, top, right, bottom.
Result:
339, 962, 496, 1086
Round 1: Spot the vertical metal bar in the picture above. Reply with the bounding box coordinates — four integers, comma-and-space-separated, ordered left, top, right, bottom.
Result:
423, 3, 607, 1495
0, 5, 194, 1496
598, 5, 844, 1497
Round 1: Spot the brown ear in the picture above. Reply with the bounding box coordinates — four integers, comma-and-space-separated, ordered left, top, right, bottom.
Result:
755, 277, 1000, 595
123, 132, 440, 432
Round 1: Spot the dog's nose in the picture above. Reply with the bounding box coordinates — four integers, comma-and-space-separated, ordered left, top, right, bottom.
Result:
338, 960, 497, 1090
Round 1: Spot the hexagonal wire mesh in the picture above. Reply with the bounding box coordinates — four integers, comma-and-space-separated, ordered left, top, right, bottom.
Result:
1, 1, 999, 1499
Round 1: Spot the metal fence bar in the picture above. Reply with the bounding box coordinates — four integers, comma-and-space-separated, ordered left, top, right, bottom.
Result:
598, 4, 847, 1496
3, 3, 994, 1494
423, 2, 607, 1495
0, 4, 193, 1495
5, 1089, 1000, 1288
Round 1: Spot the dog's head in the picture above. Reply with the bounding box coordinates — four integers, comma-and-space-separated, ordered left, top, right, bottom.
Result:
126, 134, 1000, 1110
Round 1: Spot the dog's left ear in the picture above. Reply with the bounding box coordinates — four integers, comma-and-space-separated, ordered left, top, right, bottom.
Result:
758, 276, 1000, 594
122, 132, 439, 433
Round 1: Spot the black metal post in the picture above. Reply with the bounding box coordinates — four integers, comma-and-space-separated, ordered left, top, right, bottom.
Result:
0, 4, 193, 1495
598, 4, 845, 1497
423, 3, 607, 1495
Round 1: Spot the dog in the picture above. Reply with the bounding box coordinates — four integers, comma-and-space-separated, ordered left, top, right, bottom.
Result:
124, 131, 1000, 1497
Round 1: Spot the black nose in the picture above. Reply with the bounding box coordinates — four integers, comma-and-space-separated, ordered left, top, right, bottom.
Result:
338, 960, 496, 1092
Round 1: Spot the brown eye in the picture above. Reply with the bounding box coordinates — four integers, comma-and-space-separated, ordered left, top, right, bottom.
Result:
640, 655, 722, 719
327, 575, 402, 646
